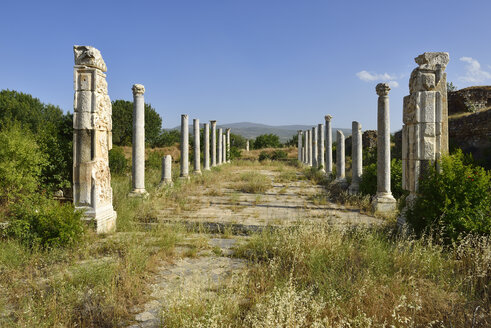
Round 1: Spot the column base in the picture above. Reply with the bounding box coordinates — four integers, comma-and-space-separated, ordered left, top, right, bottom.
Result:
77, 204, 117, 234
178, 175, 190, 181
193, 170, 202, 175
158, 179, 173, 188
373, 192, 397, 213
348, 183, 359, 194
334, 178, 349, 189
204, 167, 211, 171
129, 189, 149, 198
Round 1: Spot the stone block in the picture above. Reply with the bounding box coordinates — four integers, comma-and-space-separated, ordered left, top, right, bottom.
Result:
419, 91, 436, 122
422, 123, 436, 137
421, 137, 436, 160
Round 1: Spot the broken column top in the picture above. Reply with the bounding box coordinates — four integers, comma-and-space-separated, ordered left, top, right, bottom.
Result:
73, 45, 107, 72
325, 115, 332, 121
132, 84, 145, 95
414, 52, 449, 70
376, 83, 391, 96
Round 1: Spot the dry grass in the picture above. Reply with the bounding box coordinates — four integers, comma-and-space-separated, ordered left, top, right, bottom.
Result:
237, 172, 272, 194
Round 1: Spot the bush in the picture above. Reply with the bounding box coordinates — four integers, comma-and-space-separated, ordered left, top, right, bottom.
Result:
258, 151, 271, 161
253, 134, 281, 149
108, 146, 128, 175
407, 150, 491, 241
230, 146, 242, 160
146, 150, 165, 169
7, 196, 84, 249
0, 124, 47, 205
359, 159, 405, 199
237, 172, 271, 193
271, 150, 287, 160
153, 129, 180, 147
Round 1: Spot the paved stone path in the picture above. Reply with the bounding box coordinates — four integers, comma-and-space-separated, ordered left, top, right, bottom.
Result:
130, 164, 380, 327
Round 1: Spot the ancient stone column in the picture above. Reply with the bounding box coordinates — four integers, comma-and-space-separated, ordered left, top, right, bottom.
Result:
246, 140, 249, 151
73, 45, 116, 233
193, 118, 201, 174
325, 115, 333, 175
159, 155, 173, 187
218, 128, 223, 165
312, 127, 318, 167
129, 84, 148, 197
335, 130, 347, 185
222, 134, 227, 163
211, 120, 217, 167
349, 121, 362, 194
373, 83, 396, 212
204, 123, 210, 171
318, 123, 325, 173
402, 52, 450, 208
180, 114, 189, 179
297, 130, 302, 161
307, 130, 313, 166
226, 128, 231, 163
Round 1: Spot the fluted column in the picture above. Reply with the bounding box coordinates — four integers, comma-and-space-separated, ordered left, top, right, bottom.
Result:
130, 84, 148, 196
204, 123, 210, 171
373, 83, 396, 212
193, 118, 201, 174
325, 115, 333, 175
211, 120, 217, 167
349, 121, 362, 194
180, 114, 189, 179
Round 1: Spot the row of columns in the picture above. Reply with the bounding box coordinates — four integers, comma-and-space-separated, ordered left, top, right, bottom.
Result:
298, 83, 396, 213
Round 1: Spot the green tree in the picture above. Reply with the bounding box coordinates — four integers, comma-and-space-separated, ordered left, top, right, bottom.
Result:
447, 81, 457, 92
111, 100, 162, 147
230, 133, 247, 149
285, 134, 298, 147
253, 134, 281, 149
154, 129, 181, 147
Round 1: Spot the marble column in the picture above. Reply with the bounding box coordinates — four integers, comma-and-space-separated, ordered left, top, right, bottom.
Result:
318, 123, 325, 173
297, 130, 302, 162
217, 128, 223, 165
312, 127, 318, 167
349, 121, 362, 194
130, 84, 148, 197
222, 134, 227, 163
226, 128, 231, 163
204, 123, 210, 171
211, 120, 217, 167
193, 118, 201, 174
325, 115, 333, 175
373, 83, 396, 212
309, 130, 314, 166
159, 155, 173, 187
335, 130, 347, 185
246, 140, 249, 151
73, 45, 116, 233
180, 114, 189, 179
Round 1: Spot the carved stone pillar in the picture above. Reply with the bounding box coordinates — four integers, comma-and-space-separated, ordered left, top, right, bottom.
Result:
297, 130, 302, 162
218, 128, 223, 165
159, 155, 173, 187
335, 130, 347, 185
73, 45, 116, 233
226, 128, 231, 163
211, 120, 217, 167
130, 84, 148, 197
246, 140, 249, 152
373, 83, 396, 213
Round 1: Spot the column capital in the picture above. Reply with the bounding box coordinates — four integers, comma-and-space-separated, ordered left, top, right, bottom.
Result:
132, 84, 145, 95
181, 114, 188, 119
210, 120, 217, 124
376, 83, 391, 96
325, 115, 332, 121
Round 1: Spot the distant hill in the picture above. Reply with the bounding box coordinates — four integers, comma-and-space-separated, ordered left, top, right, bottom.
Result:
169, 121, 351, 142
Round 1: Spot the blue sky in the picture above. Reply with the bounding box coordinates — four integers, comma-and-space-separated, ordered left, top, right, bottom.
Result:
1, 0, 490, 131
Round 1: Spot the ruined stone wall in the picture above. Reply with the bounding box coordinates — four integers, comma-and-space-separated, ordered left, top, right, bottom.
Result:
448, 86, 491, 115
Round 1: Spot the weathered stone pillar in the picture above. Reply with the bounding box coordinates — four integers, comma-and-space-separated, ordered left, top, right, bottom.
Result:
193, 118, 201, 174
402, 52, 449, 209
246, 140, 249, 151
318, 123, 325, 173
159, 155, 173, 187
301, 131, 306, 163
349, 121, 362, 194
312, 127, 318, 167
129, 84, 147, 197
373, 83, 396, 212
325, 115, 333, 174
226, 128, 231, 163
211, 120, 217, 167
222, 134, 227, 163
73, 45, 116, 233
180, 114, 189, 179
335, 130, 347, 185
204, 123, 210, 171
297, 130, 302, 161
217, 128, 223, 165
307, 130, 313, 166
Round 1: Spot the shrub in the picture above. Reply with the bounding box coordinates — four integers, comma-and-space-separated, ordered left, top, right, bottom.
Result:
271, 150, 288, 160
230, 146, 242, 160
359, 159, 405, 199
238, 172, 271, 193
108, 146, 128, 174
407, 150, 491, 241
0, 124, 47, 205
258, 151, 271, 161
7, 196, 84, 249
146, 150, 165, 169
253, 134, 281, 149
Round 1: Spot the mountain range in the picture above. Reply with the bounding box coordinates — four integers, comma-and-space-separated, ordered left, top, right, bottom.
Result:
170, 122, 351, 142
